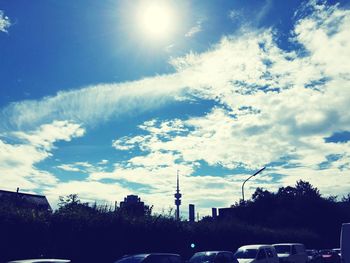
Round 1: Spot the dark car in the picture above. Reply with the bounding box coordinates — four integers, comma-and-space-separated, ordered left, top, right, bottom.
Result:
189, 251, 238, 263
331, 249, 341, 258
114, 253, 182, 263
306, 249, 320, 263
318, 250, 340, 263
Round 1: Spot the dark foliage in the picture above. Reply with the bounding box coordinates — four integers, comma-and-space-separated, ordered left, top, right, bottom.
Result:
0, 181, 349, 263
229, 180, 350, 248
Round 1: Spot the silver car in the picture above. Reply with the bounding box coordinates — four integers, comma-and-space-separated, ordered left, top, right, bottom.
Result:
8, 259, 70, 263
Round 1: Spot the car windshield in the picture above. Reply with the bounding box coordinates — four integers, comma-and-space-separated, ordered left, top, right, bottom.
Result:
189, 252, 217, 263
115, 255, 148, 263
274, 246, 291, 254
234, 249, 258, 259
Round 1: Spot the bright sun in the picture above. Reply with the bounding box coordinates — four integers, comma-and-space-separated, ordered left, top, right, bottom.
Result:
136, 1, 177, 41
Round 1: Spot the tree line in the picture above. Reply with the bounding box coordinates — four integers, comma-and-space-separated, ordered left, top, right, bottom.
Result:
0, 180, 349, 263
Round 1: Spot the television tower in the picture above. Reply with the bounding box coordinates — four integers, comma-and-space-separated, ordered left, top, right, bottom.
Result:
174, 170, 182, 220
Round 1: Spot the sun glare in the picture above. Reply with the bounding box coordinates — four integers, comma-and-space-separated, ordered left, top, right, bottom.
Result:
136, 1, 177, 41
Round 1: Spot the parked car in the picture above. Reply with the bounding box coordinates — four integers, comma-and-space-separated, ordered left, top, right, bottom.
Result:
189, 251, 238, 263
331, 249, 341, 258
273, 243, 307, 263
341, 223, 350, 263
306, 249, 320, 263
234, 245, 279, 263
318, 250, 340, 263
8, 260, 70, 263
114, 253, 182, 263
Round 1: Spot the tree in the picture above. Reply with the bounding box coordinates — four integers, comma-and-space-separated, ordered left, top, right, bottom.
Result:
252, 187, 274, 202
342, 193, 350, 203
295, 180, 320, 198
58, 194, 81, 208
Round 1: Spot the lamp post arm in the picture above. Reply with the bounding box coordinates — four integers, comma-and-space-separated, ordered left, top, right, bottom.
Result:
242, 174, 255, 201
241, 167, 266, 202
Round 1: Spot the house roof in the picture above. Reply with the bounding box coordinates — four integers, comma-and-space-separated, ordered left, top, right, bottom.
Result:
0, 189, 52, 211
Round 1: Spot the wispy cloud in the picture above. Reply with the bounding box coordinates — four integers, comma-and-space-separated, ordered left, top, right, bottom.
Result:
57, 164, 83, 173
256, 0, 273, 23
57, 161, 104, 173
228, 10, 242, 21
228, 0, 272, 26
185, 20, 202, 37
0, 10, 11, 33
1, 76, 188, 131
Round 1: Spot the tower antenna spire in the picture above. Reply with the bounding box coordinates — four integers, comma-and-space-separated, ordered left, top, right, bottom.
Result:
177, 170, 179, 191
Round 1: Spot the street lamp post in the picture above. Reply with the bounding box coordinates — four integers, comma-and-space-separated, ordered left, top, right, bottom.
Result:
241, 167, 266, 202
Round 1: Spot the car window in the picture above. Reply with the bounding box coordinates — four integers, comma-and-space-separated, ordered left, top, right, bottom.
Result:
168, 256, 182, 263
274, 246, 291, 254
265, 248, 274, 258
144, 255, 171, 263
222, 252, 235, 263
116, 256, 148, 263
189, 253, 217, 263
291, 246, 297, 255
234, 249, 258, 259
257, 249, 267, 260
297, 245, 306, 253
215, 253, 226, 263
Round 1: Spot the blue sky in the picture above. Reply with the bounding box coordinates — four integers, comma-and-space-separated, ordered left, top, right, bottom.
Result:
1, 0, 350, 217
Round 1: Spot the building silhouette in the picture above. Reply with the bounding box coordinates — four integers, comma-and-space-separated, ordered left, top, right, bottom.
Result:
119, 195, 150, 217
212, 207, 217, 218
189, 204, 195, 222
0, 188, 51, 211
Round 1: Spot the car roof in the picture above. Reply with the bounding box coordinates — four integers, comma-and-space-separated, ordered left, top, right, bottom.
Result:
8, 259, 70, 263
126, 253, 181, 257
273, 243, 304, 246
238, 245, 274, 250
195, 251, 233, 254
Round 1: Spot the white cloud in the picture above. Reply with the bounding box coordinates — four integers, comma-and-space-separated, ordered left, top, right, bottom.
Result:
44, 180, 131, 209
256, 0, 273, 23
14, 121, 85, 150
57, 164, 82, 172
1, 1, 350, 215
185, 21, 202, 37
98, 159, 109, 165
57, 161, 104, 173
0, 10, 11, 33
228, 10, 242, 21
0, 121, 85, 191
88, 161, 247, 215
107, 1, 350, 209
1, 76, 188, 131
